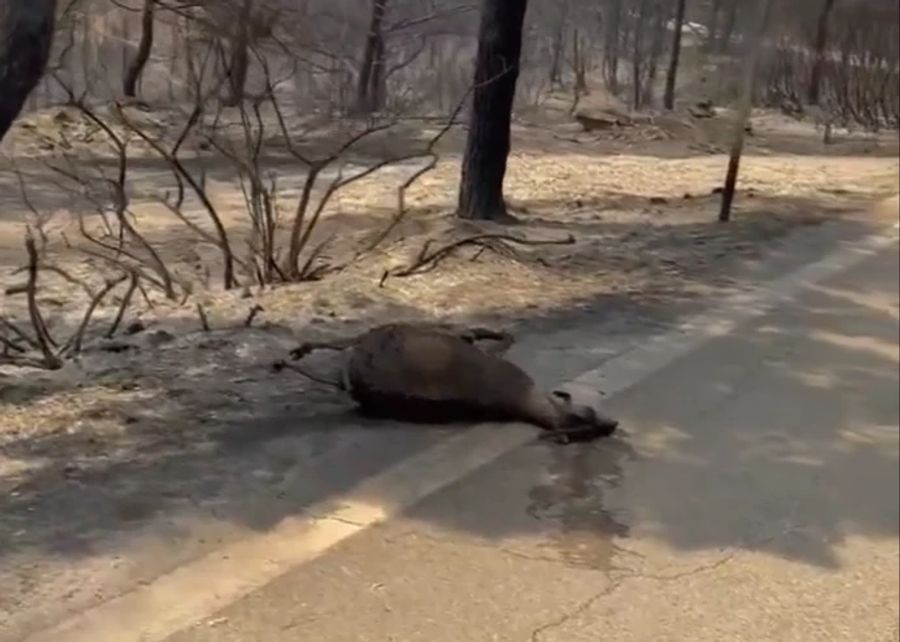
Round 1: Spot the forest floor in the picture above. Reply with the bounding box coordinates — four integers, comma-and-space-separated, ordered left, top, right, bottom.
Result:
0, 97, 897, 637
1, 96, 898, 487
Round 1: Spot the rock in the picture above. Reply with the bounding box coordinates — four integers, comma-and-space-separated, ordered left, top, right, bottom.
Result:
689, 100, 716, 119
124, 321, 146, 335
99, 341, 136, 354
146, 329, 175, 346
574, 109, 632, 132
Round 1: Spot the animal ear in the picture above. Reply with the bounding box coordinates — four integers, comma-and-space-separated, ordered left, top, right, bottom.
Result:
552, 390, 572, 402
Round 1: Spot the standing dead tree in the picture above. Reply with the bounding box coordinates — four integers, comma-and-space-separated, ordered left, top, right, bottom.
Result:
663, 0, 688, 110
123, 0, 157, 98
356, 0, 389, 114
602, 0, 624, 93
719, 0, 774, 223
807, 0, 837, 106
456, 0, 529, 222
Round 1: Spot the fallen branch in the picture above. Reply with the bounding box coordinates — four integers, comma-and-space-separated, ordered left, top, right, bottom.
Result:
383, 233, 576, 281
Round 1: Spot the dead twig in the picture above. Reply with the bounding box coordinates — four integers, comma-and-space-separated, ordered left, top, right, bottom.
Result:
362, 86, 473, 257
0, 316, 40, 350
64, 274, 129, 356
24, 235, 62, 369
196, 303, 211, 332
0, 333, 26, 354
107, 272, 140, 338
243, 304, 264, 327
271, 359, 344, 390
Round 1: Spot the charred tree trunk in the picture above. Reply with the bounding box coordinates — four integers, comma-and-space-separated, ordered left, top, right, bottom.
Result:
717, 0, 738, 54
573, 29, 588, 95
222, 0, 253, 107
719, 0, 774, 223
664, 0, 688, 110
705, 0, 723, 51
356, 0, 388, 113
643, 2, 667, 106
549, 19, 566, 86
632, 0, 650, 110
123, 0, 156, 98
0, 0, 56, 141
456, 0, 528, 222
807, 0, 837, 105
603, 0, 623, 93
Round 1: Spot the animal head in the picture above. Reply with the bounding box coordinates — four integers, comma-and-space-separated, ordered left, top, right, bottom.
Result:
550, 389, 619, 436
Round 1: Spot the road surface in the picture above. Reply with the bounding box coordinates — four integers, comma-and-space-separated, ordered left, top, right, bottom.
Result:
13, 218, 897, 642
155, 229, 899, 642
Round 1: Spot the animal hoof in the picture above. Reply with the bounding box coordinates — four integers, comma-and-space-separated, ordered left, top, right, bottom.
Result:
289, 346, 311, 360
599, 419, 619, 436
540, 431, 573, 446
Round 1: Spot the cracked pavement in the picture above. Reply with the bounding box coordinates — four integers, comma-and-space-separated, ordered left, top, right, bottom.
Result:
156, 241, 899, 641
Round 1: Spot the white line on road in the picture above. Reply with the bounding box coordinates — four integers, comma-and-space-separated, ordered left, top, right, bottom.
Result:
25, 226, 898, 642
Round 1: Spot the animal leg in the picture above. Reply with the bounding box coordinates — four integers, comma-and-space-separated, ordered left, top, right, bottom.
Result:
539, 425, 616, 445
272, 359, 344, 389
289, 337, 354, 361
459, 327, 515, 356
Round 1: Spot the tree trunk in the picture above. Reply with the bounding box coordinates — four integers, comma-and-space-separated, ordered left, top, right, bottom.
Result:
0, 0, 56, 141
356, 0, 389, 114
643, 1, 667, 107
603, 0, 623, 93
549, 1, 569, 87
573, 28, 589, 95
719, 0, 774, 223
222, 0, 252, 107
717, 0, 738, 53
705, 0, 722, 52
123, 0, 156, 98
456, 0, 528, 222
663, 0, 688, 110
807, 0, 836, 105
632, 0, 650, 110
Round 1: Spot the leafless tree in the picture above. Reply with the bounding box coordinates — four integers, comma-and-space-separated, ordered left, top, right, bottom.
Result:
719, 0, 775, 223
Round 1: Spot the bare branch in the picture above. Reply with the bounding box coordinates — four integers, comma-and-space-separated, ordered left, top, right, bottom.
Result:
107, 271, 140, 339
24, 235, 62, 369
64, 274, 129, 356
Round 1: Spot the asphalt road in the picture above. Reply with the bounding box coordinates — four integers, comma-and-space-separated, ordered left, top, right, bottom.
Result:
162, 234, 900, 642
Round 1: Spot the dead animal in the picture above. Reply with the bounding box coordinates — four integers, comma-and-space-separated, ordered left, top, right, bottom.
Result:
275, 323, 619, 444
